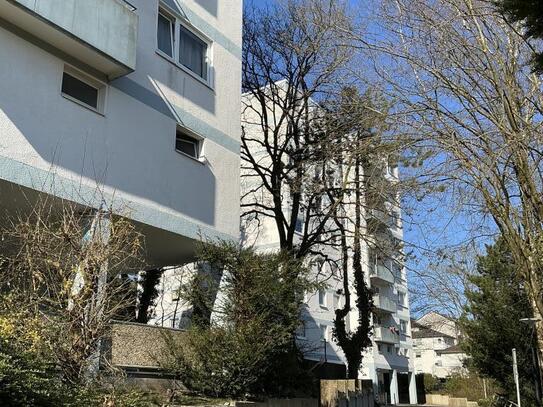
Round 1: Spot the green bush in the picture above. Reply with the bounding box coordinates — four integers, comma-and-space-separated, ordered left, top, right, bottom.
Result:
162, 242, 320, 399
0, 298, 158, 407
422, 374, 445, 394
0, 300, 67, 406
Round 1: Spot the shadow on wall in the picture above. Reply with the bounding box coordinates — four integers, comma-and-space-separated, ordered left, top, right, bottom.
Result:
0, 72, 217, 227
195, 0, 218, 17
299, 308, 347, 380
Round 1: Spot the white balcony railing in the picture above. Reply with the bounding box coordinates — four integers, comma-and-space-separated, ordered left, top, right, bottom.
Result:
374, 326, 400, 344
370, 264, 395, 284
373, 293, 397, 313
0, 0, 138, 78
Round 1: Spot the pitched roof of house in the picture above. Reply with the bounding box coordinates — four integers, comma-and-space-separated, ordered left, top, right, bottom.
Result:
436, 344, 465, 354
411, 318, 423, 328
412, 327, 454, 339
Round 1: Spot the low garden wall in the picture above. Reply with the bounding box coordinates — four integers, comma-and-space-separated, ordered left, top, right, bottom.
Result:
425, 394, 478, 407
108, 320, 185, 369
320, 379, 374, 407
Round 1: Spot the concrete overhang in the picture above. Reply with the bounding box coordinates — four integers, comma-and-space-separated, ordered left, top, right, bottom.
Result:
0, 0, 138, 80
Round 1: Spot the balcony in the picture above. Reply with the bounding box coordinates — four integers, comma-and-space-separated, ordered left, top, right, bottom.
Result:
373, 293, 397, 313
370, 264, 395, 285
374, 326, 400, 345
366, 208, 398, 230
0, 0, 138, 79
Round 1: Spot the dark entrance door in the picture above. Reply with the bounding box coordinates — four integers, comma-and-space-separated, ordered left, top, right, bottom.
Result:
398, 372, 410, 404
383, 372, 391, 404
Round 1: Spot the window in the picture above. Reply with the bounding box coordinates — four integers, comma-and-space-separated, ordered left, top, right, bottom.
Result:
333, 294, 340, 310
295, 216, 303, 233
61, 68, 104, 112
416, 352, 422, 358
179, 25, 208, 80
175, 129, 200, 159
398, 292, 406, 307
378, 344, 383, 354
157, 11, 174, 57
156, 6, 211, 84
400, 320, 408, 334
387, 345, 392, 353
318, 290, 327, 308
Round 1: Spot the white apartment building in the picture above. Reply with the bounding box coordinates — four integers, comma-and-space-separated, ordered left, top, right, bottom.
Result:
0, 0, 242, 267
412, 313, 467, 378
240, 85, 418, 405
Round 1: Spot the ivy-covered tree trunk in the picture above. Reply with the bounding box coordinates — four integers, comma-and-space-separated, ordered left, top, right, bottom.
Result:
136, 268, 163, 324
333, 156, 373, 379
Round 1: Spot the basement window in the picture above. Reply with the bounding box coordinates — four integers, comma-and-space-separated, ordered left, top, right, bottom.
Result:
61, 67, 105, 113
175, 128, 202, 160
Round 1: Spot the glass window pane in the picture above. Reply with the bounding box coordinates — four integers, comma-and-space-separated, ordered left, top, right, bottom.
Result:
176, 132, 198, 157
61, 73, 98, 108
157, 13, 174, 57
179, 25, 207, 80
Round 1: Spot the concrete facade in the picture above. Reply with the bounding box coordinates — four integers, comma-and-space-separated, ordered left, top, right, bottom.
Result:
0, 0, 242, 266
239, 87, 417, 405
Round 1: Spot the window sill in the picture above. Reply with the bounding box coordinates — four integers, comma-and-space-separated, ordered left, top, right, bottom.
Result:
61, 93, 105, 116
156, 50, 215, 92
174, 149, 207, 165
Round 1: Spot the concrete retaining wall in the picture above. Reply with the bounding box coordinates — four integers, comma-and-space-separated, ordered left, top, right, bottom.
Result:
425, 394, 477, 407
426, 394, 450, 405
320, 380, 374, 407
109, 321, 185, 368
448, 398, 468, 407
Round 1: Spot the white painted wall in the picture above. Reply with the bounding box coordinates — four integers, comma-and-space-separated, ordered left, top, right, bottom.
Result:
240, 89, 415, 404
0, 0, 242, 264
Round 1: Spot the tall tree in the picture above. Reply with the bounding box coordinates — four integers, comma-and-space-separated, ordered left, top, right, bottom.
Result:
241, 0, 354, 258
364, 0, 543, 379
461, 238, 540, 406
324, 88, 395, 378
494, 0, 543, 72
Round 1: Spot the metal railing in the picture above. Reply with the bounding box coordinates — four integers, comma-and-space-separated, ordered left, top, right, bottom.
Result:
374, 326, 400, 344
370, 264, 395, 284
373, 293, 397, 313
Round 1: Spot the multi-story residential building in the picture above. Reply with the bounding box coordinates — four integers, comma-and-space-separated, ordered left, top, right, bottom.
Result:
412, 313, 467, 378
0, 0, 242, 268
240, 85, 418, 405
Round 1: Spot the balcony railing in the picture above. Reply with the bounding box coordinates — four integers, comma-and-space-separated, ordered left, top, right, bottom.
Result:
0, 0, 138, 79
370, 264, 395, 285
374, 326, 400, 344
373, 293, 397, 313
366, 208, 399, 230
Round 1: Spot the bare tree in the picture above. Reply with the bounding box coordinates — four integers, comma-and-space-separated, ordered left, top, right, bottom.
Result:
0, 197, 144, 383
361, 0, 543, 377
241, 0, 355, 259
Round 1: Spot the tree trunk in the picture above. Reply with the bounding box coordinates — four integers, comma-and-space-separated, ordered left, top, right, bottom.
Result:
136, 268, 163, 324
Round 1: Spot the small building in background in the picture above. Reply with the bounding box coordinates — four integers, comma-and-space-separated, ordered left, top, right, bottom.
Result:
411, 312, 467, 378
